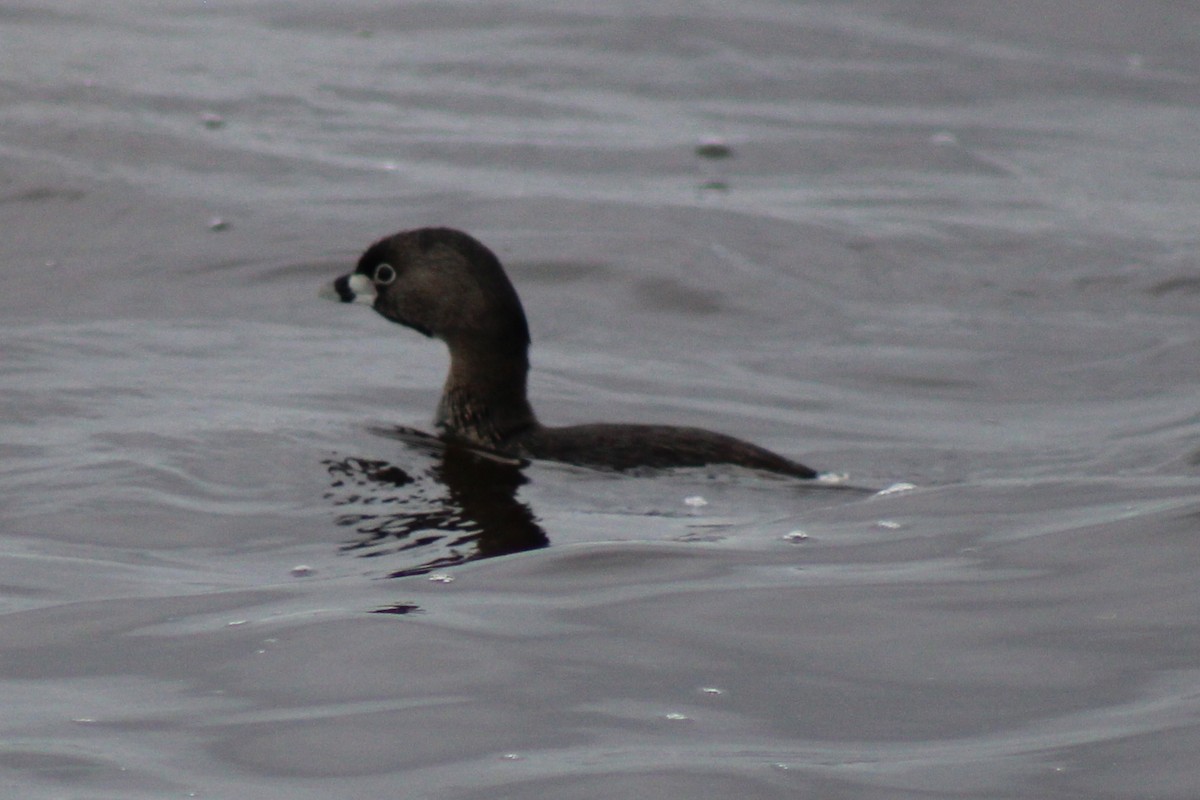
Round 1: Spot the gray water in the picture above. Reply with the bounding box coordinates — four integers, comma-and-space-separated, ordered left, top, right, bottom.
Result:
2, 2, 1200, 797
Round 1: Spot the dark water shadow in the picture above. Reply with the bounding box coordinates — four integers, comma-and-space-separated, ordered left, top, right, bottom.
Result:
323, 427, 548, 579
324, 426, 875, 585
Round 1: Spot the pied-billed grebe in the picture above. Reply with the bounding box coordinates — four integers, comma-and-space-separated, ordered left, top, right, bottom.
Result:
327, 227, 818, 479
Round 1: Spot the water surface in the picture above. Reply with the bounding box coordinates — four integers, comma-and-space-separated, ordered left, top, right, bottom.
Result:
2, 2, 1199, 797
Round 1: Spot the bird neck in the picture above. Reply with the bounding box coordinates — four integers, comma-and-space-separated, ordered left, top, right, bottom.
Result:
436, 337, 538, 449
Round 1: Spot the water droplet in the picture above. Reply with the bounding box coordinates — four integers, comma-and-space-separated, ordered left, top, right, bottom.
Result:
782, 530, 809, 543
373, 602, 422, 615
875, 482, 916, 497
683, 495, 708, 508
695, 137, 733, 159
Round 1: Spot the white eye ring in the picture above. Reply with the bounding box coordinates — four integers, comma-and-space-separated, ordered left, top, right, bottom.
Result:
373, 263, 396, 285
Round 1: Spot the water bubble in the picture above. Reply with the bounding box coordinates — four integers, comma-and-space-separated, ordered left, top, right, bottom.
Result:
700, 686, 724, 696
782, 530, 809, 543
875, 520, 902, 530
428, 573, 454, 584
683, 495, 708, 508
664, 712, 690, 721
290, 564, 314, 578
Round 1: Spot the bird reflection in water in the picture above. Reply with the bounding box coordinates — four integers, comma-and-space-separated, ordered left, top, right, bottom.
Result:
324, 426, 548, 578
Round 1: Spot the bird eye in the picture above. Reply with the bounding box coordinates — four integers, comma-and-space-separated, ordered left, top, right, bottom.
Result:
373, 263, 396, 285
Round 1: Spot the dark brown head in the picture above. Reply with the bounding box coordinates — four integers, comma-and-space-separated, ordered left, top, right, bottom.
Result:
329, 227, 531, 351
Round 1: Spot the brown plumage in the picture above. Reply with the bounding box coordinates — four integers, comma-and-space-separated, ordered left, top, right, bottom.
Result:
328, 227, 817, 479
